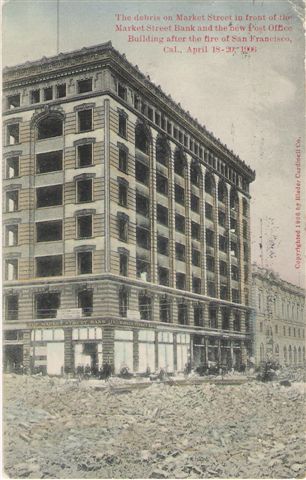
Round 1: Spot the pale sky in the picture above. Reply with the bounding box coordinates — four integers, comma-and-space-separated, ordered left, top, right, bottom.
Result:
3, 0, 305, 288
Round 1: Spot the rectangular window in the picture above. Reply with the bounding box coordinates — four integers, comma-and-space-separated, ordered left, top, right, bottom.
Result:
191, 194, 199, 213
220, 285, 228, 300
118, 113, 127, 137
157, 235, 169, 256
219, 235, 227, 252
191, 221, 200, 240
206, 229, 214, 247
232, 289, 239, 303
160, 298, 170, 323
231, 241, 238, 257
119, 289, 128, 317
6, 156, 19, 178
158, 267, 169, 286
77, 179, 93, 203
77, 78, 93, 93
175, 184, 185, 205
157, 204, 168, 226
36, 185, 62, 208
36, 150, 63, 173
175, 242, 185, 261
7, 94, 20, 109
30, 89, 40, 104
5, 225, 18, 246
118, 183, 128, 207
136, 192, 149, 217
231, 265, 239, 281
77, 144, 93, 167
136, 226, 150, 249
176, 273, 186, 290
118, 216, 129, 242
139, 294, 151, 321
6, 295, 19, 320
192, 248, 201, 267
207, 256, 215, 272
218, 211, 226, 227
6, 190, 19, 212
36, 255, 62, 277
77, 215, 92, 238
56, 84, 66, 98
118, 84, 127, 100
178, 302, 188, 324
135, 161, 149, 184
44, 87, 53, 101
208, 281, 216, 298
119, 253, 128, 276
155, 112, 161, 126
36, 292, 60, 318
77, 251, 93, 274
220, 261, 228, 276
156, 173, 168, 195
119, 148, 128, 172
175, 213, 185, 233
231, 217, 237, 233
36, 220, 62, 242
136, 258, 150, 281
78, 110, 92, 132
148, 107, 153, 120
5, 259, 18, 280
7, 124, 19, 145
194, 305, 203, 326
77, 290, 93, 317
193, 277, 201, 294
205, 203, 213, 220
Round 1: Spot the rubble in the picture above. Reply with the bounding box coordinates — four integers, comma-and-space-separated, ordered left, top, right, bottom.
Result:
3, 373, 306, 478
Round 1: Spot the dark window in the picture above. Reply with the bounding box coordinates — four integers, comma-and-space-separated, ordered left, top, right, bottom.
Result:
193, 277, 201, 294
5, 259, 18, 280
37, 116, 62, 139
205, 175, 213, 195
44, 87, 53, 101
118, 84, 127, 100
218, 211, 226, 227
194, 304, 203, 326
206, 229, 214, 247
119, 289, 128, 317
205, 203, 213, 220
78, 144, 92, 167
156, 173, 168, 195
6, 190, 19, 212
78, 290, 93, 316
118, 215, 129, 242
175, 213, 185, 233
231, 241, 238, 257
218, 184, 226, 203
208, 282, 216, 298
174, 152, 185, 176
157, 204, 168, 226
78, 110, 92, 132
4, 331, 18, 341
178, 302, 188, 325
31, 89, 40, 104
119, 148, 128, 172
158, 267, 169, 286
233, 312, 241, 331
119, 114, 127, 137
191, 194, 199, 213
191, 165, 200, 186
220, 261, 228, 277
222, 309, 230, 330
135, 124, 149, 154
136, 258, 150, 281
7, 124, 19, 144
118, 183, 128, 207
6, 295, 19, 321
231, 266, 239, 282
191, 221, 200, 240
175, 184, 185, 205
35, 292, 60, 318
139, 294, 151, 320
148, 107, 153, 120
36, 151, 63, 173
156, 137, 169, 166
36, 220, 62, 242
207, 256, 215, 272
220, 285, 228, 300
77, 215, 92, 238
209, 306, 217, 328
56, 84, 66, 98
231, 217, 237, 233
219, 235, 227, 252
135, 161, 149, 185
36, 185, 62, 208
6, 225, 18, 246
136, 192, 149, 216
155, 112, 161, 126
232, 289, 240, 303
160, 298, 170, 323
119, 253, 128, 276
6, 156, 19, 178
243, 199, 248, 216
136, 226, 150, 249
77, 179, 92, 203
77, 251, 92, 274
192, 249, 201, 267
36, 255, 62, 277
157, 236, 169, 256
176, 273, 186, 290
175, 242, 185, 261
78, 78, 93, 93
7, 94, 20, 109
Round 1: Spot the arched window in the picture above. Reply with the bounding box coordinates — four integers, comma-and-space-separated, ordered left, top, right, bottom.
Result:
218, 182, 226, 203
174, 149, 186, 177
37, 115, 63, 140
135, 123, 150, 154
156, 135, 170, 167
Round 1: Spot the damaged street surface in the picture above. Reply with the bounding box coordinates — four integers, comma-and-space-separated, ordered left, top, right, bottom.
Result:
3, 371, 306, 479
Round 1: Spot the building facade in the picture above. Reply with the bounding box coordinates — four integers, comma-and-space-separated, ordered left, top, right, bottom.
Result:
3, 42, 255, 375
252, 264, 305, 366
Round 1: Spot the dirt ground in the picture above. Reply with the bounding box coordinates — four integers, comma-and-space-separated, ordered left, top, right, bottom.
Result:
3, 372, 306, 479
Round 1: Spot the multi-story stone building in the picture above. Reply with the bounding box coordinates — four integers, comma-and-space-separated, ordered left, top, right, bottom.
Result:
252, 264, 305, 366
3, 41, 255, 375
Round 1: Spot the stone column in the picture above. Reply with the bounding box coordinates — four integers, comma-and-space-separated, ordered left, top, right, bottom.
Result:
213, 174, 220, 299
226, 186, 232, 302
200, 164, 207, 295
150, 136, 157, 283
237, 192, 245, 304
64, 327, 73, 374
185, 156, 192, 291
168, 147, 176, 288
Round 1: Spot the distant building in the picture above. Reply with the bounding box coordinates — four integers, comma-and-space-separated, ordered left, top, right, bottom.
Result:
3, 42, 255, 375
251, 264, 305, 366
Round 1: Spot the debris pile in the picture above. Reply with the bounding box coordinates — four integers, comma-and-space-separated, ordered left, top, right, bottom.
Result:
3, 374, 305, 478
